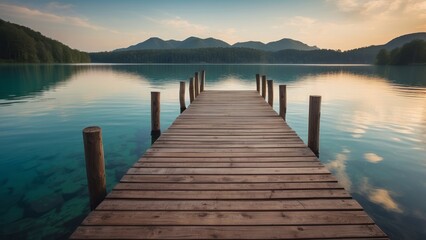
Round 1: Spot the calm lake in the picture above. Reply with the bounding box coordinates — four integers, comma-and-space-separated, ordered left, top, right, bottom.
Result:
0, 64, 425, 239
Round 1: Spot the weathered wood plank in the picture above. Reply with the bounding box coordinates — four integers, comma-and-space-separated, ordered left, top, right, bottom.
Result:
107, 189, 351, 199
137, 156, 319, 162
127, 167, 329, 175
120, 174, 337, 183
71, 225, 387, 239
114, 182, 342, 190
97, 199, 363, 211
82, 210, 373, 226
133, 162, 322, 168
142, 151, 316, 158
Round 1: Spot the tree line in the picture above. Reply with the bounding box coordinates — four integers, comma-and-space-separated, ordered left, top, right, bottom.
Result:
0, 19, 90, 63
376, 40, 426, 65
90, 47, 383, 64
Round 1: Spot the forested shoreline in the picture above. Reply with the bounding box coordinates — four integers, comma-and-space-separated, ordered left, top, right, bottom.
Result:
376, 40, 426, 65
0, 19, 90, 63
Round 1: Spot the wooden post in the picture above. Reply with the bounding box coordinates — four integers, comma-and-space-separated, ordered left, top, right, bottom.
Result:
189, 77, 194, 103
82, 126, 106, 211
279, 85, 287, 121
194, 72, 199, 97
200, 70, 205, 92
179, 81, 186, 113
151, 92, 161, 144
256, 74, 260, 93
267, 80, 273, 107
308, 95, 321, 157
261, 75, 266, 99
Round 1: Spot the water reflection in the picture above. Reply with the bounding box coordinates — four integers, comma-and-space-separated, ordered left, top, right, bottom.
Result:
360, 178, 402, 213
0, 64, 425, 239
364, 153, 384, 163
325, 149, 352, 191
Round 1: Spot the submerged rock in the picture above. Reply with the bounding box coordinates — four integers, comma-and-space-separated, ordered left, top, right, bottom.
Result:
29, 193, 64, 215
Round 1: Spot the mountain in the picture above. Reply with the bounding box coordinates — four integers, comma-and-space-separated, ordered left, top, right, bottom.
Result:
115, 37, 230, 51
232, 41, 265, 50
0, 19, 90, 63
384, 32, 426, 50
114, 37, 316, 52
115, 37, 180, 51
345, 32, 426, 63
179, 37, 230, 49
233, 38, 318, 51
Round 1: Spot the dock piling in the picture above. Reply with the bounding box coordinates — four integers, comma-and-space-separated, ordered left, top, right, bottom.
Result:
256, 74, 260, 93
179, 81, 186, 113
151, 92, 161, 144
279, 85, 287, 121
200, 70, 205, 92
267, 80, 274, 107
308, 95, 321, 156
195, 72, 199, 97
261, 75, 266, 99
82, 126, 106, 211
189, 77, 194, 103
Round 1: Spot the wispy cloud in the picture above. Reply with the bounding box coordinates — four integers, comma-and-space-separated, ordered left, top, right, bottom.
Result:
0, 3, 104, 31
46, 2, 73, 11
328, 0, 426, 19
161, 17, 207, 33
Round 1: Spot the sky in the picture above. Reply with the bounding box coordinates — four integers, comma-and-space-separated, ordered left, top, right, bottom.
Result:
0, 0, 425, 52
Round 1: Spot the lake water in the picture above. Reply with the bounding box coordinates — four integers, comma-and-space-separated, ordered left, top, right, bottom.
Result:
0, 64, 425, 239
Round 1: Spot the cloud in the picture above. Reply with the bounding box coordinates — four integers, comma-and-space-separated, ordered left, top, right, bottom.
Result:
328, 0, 426, 19
46, 2, 73, 11
0, 3, 104, 31
161, 17, 207, 33
288, 16, 317, 26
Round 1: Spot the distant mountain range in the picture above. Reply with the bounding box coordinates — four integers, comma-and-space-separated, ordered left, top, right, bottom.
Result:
114, 37, 319, 52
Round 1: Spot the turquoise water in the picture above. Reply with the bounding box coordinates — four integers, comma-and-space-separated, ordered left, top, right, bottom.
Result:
0, 64, 425, 239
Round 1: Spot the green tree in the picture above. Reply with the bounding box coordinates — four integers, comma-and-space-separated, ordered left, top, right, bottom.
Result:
376, 49, 390, 65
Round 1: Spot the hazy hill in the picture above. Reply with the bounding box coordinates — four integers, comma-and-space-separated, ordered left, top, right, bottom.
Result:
0, 19, 90, 63
115, 36, 317, 52
384, 32, 426, 49
345, 32, 426, 62
115, 37, 231, 51
234, 38, 318, 51
179, 37, 230, 49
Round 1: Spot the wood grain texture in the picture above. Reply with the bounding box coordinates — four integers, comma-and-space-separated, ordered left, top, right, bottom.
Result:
71, 90, 387, 239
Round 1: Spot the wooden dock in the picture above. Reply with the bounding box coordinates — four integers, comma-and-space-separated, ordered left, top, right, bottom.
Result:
71, 90, 387, 239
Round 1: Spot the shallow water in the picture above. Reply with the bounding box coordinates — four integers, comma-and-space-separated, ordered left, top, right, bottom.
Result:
0, 64, 425, 239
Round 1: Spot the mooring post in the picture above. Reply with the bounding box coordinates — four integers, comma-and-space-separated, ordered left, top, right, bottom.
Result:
195, 72, 199, 97
279, 85, 287, 121
179, 81, 186, 113
308, 95, 321, 157
200, 70, 205, 92
267, 80, 274, 107
151, 92, 161, 144
261, 75, 266, 99
189, 77, 194, 103
256, 74, 260, 93
82, 126, 106, 211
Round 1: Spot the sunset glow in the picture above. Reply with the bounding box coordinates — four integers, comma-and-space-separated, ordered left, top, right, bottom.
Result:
1, 0, 425, 52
